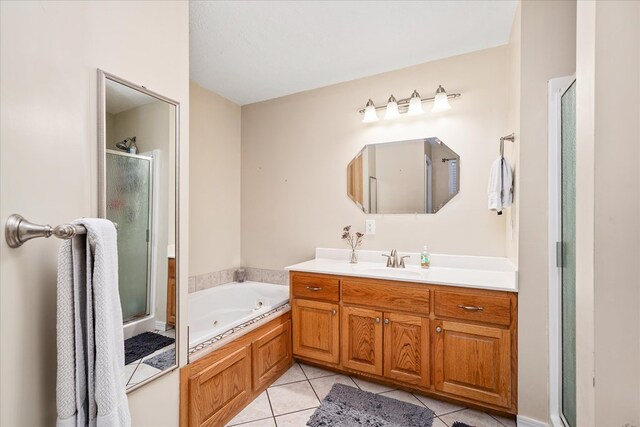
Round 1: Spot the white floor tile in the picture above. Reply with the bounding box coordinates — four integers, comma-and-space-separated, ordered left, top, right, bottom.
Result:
270, 363, 306, 387
350, 376, 396, 393
440, 408, 505, 427
274, 408, 317, 427
230, 418, 276, 427
491, 413, 517, 427
308, 374, 358, 400
378, 389, 425, 407
299, 363, 336, 380
127, 363, 161, 386
267, 381, 320, 416
227, 391, 273, 426
431, 417, 449, 427
124, 360, 140, 385
412, 393, 465, 416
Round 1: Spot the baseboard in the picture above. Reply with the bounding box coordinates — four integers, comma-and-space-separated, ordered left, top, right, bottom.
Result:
155, 321, 166, 331
517, 415, 550, 427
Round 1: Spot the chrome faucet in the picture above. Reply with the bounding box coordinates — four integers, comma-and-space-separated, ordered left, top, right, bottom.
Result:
382, 249, 410, 268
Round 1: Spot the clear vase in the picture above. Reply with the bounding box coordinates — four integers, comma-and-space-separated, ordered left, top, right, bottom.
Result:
350, 249, 358, 264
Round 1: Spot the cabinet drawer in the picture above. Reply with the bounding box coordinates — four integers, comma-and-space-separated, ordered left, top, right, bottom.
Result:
291, 274, 340, 302
342, 279, 429, 315
434, 290, 511, 327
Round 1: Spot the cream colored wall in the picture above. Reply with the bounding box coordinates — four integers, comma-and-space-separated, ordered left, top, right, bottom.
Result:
189, 81, 242, 276
0, 2, 189, 426
512, 1, 576, 424
241, 46, 510, 269
576, 2, 640, 426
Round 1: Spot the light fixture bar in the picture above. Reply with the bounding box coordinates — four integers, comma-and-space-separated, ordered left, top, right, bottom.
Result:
358, 92, 461, 114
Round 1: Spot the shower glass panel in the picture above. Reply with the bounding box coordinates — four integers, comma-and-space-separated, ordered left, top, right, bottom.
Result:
106, 151, 153, 322
560, 80, 577, 427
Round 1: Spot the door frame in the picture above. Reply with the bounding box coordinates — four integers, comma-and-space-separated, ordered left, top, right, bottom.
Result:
548, 75, 576, 427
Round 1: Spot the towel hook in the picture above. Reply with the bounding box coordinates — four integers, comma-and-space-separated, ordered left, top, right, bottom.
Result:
500, 133, 515, 158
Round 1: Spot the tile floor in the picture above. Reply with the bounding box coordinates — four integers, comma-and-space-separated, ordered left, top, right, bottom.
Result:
124, 328, 176, 388
226, 362, 517, 427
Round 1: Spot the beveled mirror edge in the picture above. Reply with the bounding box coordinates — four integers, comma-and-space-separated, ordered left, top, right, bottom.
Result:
97, 69, 182, 393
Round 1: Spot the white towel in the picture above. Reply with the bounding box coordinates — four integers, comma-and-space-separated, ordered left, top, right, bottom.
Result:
57, 219, 131, 427
488, 156, 513, 213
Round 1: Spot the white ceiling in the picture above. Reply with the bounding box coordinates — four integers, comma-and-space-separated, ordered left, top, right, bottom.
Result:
189, 1, 517, 105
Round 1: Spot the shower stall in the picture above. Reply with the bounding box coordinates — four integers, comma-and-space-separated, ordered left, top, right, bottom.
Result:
105, 150, 155, 332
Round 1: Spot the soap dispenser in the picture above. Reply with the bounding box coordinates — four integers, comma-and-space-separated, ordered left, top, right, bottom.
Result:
420, 246, 431, 269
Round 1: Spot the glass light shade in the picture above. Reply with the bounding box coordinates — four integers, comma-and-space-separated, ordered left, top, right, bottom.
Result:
384, 95, 400, 119
362, 99, 378, 123
432, 85, 451, 112
407, 90, 424, 115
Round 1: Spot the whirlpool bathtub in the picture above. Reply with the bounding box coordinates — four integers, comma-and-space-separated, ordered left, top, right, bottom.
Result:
188, 281, 290, 354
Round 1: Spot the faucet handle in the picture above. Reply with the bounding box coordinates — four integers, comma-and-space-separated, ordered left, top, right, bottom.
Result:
399, 255, 411, 268
382, 253, 393, 267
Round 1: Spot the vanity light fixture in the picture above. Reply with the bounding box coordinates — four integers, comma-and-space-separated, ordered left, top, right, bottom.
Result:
384, 94, 400, 120
432, 85, 452, 112
362, 99, 379, 123
407, 90, 424, 115
359, 85, 459, 122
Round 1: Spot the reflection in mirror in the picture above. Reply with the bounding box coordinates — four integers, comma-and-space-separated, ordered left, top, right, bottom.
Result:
348, 137, 459, 214
99, 71, 178, 391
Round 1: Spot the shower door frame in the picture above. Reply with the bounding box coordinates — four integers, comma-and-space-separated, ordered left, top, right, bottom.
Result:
106, 149, 155, 326
548, 75, 576, 427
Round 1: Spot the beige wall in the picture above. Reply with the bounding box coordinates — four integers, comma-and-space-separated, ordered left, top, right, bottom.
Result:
513, 1, 577, 424
576, 2, 640, 426
0, 2, 189, 426
189, 81, 242, 276
241, 46, 510, 269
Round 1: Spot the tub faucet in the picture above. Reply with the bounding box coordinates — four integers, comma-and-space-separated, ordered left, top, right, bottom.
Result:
382, 249, 410, 268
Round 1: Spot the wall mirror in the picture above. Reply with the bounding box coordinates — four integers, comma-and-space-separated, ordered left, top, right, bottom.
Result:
347, 137, 460, 214
98, 70, 179, 391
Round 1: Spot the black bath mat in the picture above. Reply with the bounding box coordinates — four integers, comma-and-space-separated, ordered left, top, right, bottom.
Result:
307, 383, 435, 427
124, 332, 174, 365
143, 348, 176, 370
451, 423, 474, 427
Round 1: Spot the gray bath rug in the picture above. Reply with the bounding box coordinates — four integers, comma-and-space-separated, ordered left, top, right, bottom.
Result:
124, 332, 174, 365
307, 383, 435, 427
143, 348, 176, 370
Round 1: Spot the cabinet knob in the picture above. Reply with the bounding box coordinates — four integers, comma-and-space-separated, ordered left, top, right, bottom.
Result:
436, 326, 443, 333
332, 309, 337, 316
384, 318, 390, 325
375, 317, 380, 324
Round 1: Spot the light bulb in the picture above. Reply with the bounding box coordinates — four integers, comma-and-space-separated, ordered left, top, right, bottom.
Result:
384, 95, 400, 120
432, 85, 451, 112
407, 90, 424, 115
362, 99, 378, 123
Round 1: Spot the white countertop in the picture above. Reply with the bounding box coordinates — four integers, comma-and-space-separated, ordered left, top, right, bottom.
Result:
285, 248, 518, 293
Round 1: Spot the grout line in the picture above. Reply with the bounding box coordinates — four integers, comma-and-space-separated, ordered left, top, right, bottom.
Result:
273, 406, 318, 421
268, 378, 309, 389
265, 388, 276, 419
126, 359, 142, 386
348, 375, 363, 390
437, 415, 451, 427
489, 413, 513, 427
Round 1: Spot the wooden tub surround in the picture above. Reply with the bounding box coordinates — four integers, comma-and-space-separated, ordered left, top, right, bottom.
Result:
180, 312, 292, 427
290, 271, 518, 416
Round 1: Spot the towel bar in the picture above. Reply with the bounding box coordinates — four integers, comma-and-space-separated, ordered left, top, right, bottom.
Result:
500, 133, 515, 157
4, 213, 117, 248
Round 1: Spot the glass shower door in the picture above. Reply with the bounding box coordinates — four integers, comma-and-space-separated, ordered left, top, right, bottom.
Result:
106, 151, 153, 322
560, 80, 577, 427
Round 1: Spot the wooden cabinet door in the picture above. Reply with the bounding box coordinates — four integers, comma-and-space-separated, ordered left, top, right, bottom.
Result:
188, 346, 252, 427
252, 320, 292, 391
341, 306, 383, 375
292, 299, 340, 364
433, 320, 511, 408
167, 258, 176, 326
383, 312, 429, 387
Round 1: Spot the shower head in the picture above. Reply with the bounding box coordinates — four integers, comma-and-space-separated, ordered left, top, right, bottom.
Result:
115, 137, 137, 153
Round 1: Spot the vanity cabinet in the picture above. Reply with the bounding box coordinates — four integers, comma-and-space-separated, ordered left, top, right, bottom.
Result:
290, 271, 517, 416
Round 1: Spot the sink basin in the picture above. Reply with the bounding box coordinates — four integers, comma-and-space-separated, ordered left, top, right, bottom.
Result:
355, 267, 422, 279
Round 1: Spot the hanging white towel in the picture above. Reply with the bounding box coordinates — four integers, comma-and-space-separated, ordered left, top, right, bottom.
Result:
57, 219, 131, 427
488, 156, 513, 213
